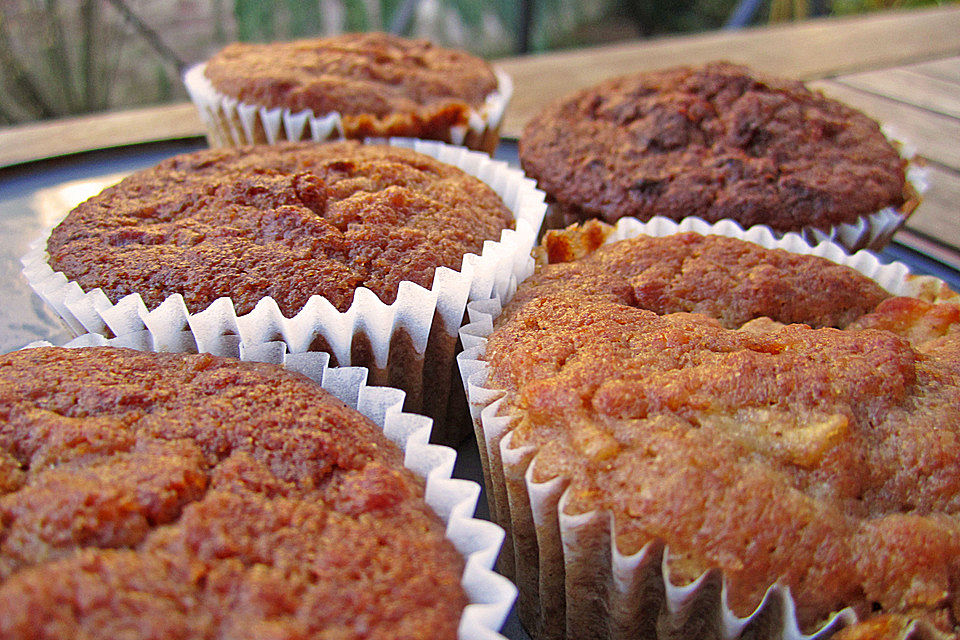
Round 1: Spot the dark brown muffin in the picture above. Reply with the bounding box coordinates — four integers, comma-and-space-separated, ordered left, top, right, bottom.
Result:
0, 346, 467, 639
46, 140, 514, 317
197, 32, 503, 148
519, 62, 908, 233
484, 232, 960, 638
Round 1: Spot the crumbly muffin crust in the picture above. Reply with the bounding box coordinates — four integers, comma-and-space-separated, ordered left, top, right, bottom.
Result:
204, 32, 497, 120
0, 346, 467, 638
485, 232, 960, 635
47, 141, 513, 316
519, 62, 907, 231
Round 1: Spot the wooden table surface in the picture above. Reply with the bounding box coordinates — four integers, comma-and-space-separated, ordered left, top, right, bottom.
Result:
2, 4, 960, 264
811, 59, 960, 270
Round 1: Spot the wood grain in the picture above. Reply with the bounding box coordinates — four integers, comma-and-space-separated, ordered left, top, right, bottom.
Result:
902, 163, 960, 246
810, 80, 960, 170
836, 68, 960, 120
2, 5, 960, 166
903, 56, 960, 84
0, 103, 201, 168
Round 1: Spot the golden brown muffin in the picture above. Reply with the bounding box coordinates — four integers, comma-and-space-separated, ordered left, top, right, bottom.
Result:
519, 62, 909, 235
193, 32, 506, 151
42, 140, 519, 442
0, 346, 467, 639
46, 140, 513, 317
483, 231, 960, 639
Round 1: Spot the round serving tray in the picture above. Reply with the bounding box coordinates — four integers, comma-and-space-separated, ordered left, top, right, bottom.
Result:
2, 137, 959, 640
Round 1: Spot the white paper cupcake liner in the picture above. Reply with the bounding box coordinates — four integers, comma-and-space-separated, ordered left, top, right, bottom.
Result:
184, 62, 513, 155
541, 151, 927, 254
794, 159, 926, 253
26, 333, 516, 640
457, 215, 954, 640
21, 138, 546, 444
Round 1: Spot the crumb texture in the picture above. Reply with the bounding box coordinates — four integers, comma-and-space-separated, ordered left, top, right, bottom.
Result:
204, 32, 497, 120
485, 232, 960, 636
519, 62, 906, 231
47, 141, 513, 315
0, 346, 466, 639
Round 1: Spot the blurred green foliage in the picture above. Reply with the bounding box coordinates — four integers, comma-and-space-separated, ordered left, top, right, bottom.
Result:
831, 0, 949, 14
233, 0, 323, 40
615, 0, 742, 36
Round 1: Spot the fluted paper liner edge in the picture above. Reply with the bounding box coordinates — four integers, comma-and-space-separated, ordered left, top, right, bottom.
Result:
21, 138, 546, 443
183, 62, 513, 154
540, 131, 927, 255
456, 215, 952, 640
26, 334, 517, 640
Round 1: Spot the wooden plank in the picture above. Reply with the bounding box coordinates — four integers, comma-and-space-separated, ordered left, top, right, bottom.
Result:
809, 80, 960, 171
496, 5, 960, 138
893, 229, 960, 274
904, 56, 960, 84
2, 5, 960, 165
836, 68, 960, 120
0, 103, 202, 168
900, 163, 960, 251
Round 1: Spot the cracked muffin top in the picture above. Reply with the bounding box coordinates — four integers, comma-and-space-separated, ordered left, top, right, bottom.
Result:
485, 229, 960, 637
203, 32, 498, 120
0, 346, 467, 639
46, 140, 514, 316
519, 62, 907, 232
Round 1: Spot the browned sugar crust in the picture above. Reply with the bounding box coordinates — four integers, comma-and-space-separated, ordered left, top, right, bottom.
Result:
519, 62, 907, 232
485, 233, 960, 635
505, 230, 891, 330
46, 141, 514, 316
204, 32, 497, 122
0, 346, 466, 639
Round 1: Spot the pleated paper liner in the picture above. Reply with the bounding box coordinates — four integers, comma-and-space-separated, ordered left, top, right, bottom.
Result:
27, 331, 517, 640
184, 62, 512, 155
22, 138, 547, 445
540, 141, 927, 254
457, 215, 958, 640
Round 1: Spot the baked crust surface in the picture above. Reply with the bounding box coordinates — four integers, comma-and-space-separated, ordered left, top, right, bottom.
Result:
486, 232, 960, 635
204, 32, 498, 120
0, 346, 466, 638
519, 62, 906, 231
47, 141, 513, 316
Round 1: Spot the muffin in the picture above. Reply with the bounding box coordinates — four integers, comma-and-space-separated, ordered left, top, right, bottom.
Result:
458, 217, 960, 640
184, 32, 511, 154
0, 345, 503, 639
519, 62, 919, 251
24, 139, 546, 442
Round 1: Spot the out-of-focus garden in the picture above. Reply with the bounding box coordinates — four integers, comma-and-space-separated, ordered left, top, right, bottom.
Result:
0, 0, 951, 125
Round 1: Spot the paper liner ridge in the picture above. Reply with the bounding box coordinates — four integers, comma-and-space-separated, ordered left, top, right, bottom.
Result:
456, 215, 950, 640
27, 334, 517, 640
